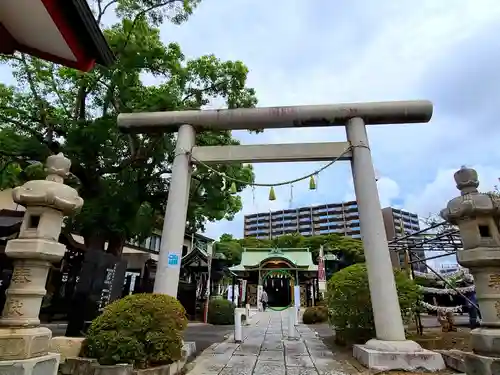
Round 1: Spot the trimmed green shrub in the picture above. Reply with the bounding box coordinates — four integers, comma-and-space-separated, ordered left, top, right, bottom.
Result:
327, 263, 421, 346
302, 306, 328, 324
207, 299, 235, 325
315, 299, 326, 307
82, 293, 187, 369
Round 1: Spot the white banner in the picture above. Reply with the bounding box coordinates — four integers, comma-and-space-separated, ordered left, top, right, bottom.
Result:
318, 280, 327, 293
227, 285, 239, 303
294, 285, 300, 309
294, 285, 301, 322
257, 285, 263, 311
241, 280, 247, 302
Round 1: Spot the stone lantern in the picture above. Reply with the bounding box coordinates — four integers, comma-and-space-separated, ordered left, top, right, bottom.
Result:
0, 154, 83, 374
441, 166, 500, 373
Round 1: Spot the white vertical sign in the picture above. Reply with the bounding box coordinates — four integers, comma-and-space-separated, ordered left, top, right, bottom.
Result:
257, 285, 263, 311
294, 285, 301, 322
241, 280, 247, 302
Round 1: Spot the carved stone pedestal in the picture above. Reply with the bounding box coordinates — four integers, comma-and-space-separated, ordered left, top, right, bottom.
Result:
0, 327, 52, 360
470, 327, 500, 356
0, 353, 60, 375
353, 339, 446, 372
463, 351, 500, 375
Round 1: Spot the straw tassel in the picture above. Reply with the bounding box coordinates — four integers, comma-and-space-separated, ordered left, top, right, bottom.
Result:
309, 175, 316, 190
230, 182, 237, 194
269, 186, 276, 201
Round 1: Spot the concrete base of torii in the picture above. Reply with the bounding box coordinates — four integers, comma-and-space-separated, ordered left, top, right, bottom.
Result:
353, 339, 446, 372
462, 327, 500, 374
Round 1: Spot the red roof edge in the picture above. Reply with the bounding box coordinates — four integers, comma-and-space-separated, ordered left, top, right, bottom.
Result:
0, 23, 16, 55
1, 0, 115, 71
0, 22, 88, 69
65, 0, 115, 68
41, 0, 96, 72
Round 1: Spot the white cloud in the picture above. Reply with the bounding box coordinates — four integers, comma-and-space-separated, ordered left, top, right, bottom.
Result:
404, 165, 500, 220
343, 176, 401, 210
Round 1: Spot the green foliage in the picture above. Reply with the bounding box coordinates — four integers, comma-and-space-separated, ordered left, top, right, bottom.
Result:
114, 0, 202, 25
302, 306, 328, 324
83, 293, 187, 368
327, 263, 421, 345
207, 298, 235, 325
214, 233, 364, 267
414, 273, 467, 289
414, 276, 435, 288
215, 236, 245, 266
0, 0, 258, 252
315, 299, 326, 307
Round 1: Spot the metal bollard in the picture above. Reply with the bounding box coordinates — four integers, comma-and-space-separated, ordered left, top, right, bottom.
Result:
245, 303, 250, 319
288, 306, 296, 339
234, 308, 245, 343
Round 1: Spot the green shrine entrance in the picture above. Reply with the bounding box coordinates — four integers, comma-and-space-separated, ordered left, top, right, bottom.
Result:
262, 268, 293, 309
229, 248, 319, 309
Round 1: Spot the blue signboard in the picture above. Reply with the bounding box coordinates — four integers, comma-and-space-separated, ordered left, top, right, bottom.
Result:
167, 253, 179, 267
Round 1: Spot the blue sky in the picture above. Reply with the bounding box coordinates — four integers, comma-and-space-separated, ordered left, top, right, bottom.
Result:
2, 0, 500, 267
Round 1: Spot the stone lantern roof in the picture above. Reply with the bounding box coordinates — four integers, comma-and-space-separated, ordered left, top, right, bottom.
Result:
440, 166, 500, 224
11, 153, 84, 215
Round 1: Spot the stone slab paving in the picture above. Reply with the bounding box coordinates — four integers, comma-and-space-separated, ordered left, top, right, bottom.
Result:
188, 310, 359, 375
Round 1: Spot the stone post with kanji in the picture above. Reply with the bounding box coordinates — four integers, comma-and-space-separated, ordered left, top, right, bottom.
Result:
0, 153, 83, 374
441, 166, 500, 374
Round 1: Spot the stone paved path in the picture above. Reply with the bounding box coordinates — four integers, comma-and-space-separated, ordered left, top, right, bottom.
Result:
188, 310, 359, 375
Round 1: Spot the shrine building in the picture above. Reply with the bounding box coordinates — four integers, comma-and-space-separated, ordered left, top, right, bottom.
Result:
229, 248, 320, 308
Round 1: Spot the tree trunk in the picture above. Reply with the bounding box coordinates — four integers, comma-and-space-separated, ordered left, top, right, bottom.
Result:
83, 232, 106, 252
107, 235, 125, 257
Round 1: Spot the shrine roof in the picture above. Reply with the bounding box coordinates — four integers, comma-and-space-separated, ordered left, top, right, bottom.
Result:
0, 0, 115, 71
182, 245, 209, 265
229, 248, 317, 272
0, 209, 23, 237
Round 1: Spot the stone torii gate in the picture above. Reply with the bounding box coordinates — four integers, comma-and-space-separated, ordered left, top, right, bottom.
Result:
117, 101, 445, 371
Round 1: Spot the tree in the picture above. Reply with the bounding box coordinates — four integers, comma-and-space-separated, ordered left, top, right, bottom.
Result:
213, 233, 364, 267
214, 236, 244, 266
0, 0, 258, 255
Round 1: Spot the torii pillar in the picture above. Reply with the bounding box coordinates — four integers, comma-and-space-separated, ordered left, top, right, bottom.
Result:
118, 101, 446, 371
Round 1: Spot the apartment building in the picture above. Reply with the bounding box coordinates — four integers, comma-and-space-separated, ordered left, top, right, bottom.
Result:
244, 200, 361, 240
244, 203, 426, 270
381, 207, 426, 271
381, 207, 421, 239
439, 263, 460, 275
